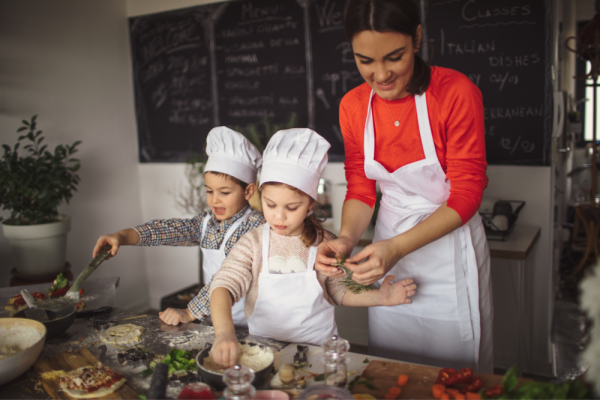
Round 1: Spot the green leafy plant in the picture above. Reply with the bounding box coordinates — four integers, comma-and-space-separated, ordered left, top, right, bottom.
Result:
334, 254, 373, 294
171, 155, 209, 216
235, 113, 298, 152
0, 115, 81, 225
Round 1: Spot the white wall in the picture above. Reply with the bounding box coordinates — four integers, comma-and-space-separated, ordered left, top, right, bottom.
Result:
0, 0, 149, 311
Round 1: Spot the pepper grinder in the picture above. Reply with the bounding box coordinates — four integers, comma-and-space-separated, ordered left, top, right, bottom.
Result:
223, 365, 255, 400
322, 335, 350, 388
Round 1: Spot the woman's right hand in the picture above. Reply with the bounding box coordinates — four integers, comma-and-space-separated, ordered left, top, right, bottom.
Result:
212, 331, 239, 368
315, 236, 355, 277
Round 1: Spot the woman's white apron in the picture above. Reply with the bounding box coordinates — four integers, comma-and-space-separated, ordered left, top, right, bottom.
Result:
364, 90, 493, 372
247, 224, 337, 345
201, 207, 252, 327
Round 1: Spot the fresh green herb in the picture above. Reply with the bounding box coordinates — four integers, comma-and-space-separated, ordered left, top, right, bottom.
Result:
347, 376, 361, 391
362, 358, 370, 364
160, 349, 198, 373
48, 273, 68, 293
314, 373, 325, 381
482, 365, 590, 399
138, 395, 147, 400
333, 254, 373, 294
139, 368, 154, 378
349, 376, 377, 391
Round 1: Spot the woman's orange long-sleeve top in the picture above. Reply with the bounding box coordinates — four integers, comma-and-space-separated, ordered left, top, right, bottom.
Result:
339, 66, 488, 225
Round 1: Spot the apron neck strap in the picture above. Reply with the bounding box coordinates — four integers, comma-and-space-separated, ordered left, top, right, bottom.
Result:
200, 214, 211, 242
414, 93, 437, 160
261, 223, 318, 273
219, 207, 252, 251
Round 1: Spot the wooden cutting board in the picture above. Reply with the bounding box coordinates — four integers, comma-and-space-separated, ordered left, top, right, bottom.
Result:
350, 360, 532, 399
33, 348, 138, 399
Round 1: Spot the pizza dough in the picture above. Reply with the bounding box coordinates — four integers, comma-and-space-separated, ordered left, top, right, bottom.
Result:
59, 364, 125, 399
99, 324, 144, 346
202, 343, 273, 373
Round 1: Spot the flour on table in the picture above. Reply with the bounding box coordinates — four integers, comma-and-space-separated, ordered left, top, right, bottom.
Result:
99, 324, 144, 347
202, 343, 273, 373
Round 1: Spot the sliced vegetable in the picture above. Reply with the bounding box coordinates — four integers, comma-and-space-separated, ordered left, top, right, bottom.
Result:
388, 386, 402, 395
465, 392, 481, 400
397, 374, 408, 386
432, 384, 446, 399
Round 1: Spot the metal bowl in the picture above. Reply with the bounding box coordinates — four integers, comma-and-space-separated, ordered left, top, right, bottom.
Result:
0, 318, 47, 385
195, 342, 274, 391
14, 305, 76, 340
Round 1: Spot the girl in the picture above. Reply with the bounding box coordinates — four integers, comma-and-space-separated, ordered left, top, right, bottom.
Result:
208, 128, 417, 367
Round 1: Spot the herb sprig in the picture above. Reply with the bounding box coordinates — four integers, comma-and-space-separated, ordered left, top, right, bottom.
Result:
333, 254, 373, 294
348, 376, 377, 391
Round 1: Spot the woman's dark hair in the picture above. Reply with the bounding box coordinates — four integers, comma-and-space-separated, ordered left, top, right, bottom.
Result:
344, 0, 430, 95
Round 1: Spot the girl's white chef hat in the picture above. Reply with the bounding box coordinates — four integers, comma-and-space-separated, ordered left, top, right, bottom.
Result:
260, 128, 330, 200
204, 126, 262, 184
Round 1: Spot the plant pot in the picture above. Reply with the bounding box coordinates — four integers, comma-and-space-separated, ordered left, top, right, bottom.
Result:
1, 215, 70, 278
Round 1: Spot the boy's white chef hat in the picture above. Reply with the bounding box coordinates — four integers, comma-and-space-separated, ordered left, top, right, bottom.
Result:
204, 126, 262, 184
260, 128, 330, 200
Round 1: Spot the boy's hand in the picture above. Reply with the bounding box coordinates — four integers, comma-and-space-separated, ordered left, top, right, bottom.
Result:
159, 308, 196, 325
378, 276, 417, 306
93, 229, 140, 259
212, 331, 239, 368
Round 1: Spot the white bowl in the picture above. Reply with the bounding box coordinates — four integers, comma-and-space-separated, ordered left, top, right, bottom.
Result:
0, 318, 47, 385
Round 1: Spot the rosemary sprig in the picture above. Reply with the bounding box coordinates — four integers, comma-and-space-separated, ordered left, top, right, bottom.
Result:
348, 376, 377, 391
333, 254, 373, 294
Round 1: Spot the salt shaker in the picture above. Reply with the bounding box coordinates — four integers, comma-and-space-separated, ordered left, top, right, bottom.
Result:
223, 365, 256, 400
322, 335, 350, 388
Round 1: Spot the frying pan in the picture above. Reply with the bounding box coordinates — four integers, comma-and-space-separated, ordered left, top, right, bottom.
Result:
14, 305, 77, 340
21, 246, 112, 313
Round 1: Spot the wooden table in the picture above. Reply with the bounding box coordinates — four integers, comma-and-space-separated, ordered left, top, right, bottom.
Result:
488, 226, 541, 376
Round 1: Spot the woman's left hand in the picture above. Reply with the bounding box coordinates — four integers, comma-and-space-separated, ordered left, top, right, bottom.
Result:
344, 238, 403, 285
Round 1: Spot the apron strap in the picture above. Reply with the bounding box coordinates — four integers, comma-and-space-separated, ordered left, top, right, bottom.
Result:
414, 93, 437, 160
363, 90, 377, 165
261, 223, 270, 273
219, 207, 253, 251
200, 214, 211, 244
306, 246, 317, 272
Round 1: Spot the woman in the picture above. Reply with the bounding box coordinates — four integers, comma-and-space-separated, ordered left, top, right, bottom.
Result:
315, 0, 493, 372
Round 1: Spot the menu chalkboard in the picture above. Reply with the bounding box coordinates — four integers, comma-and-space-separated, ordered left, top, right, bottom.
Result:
129, 0, 551, 165
129, 7, 217, 162
426, 0, 552, 165
213, 0, 308, 150
309, 0, 363, 160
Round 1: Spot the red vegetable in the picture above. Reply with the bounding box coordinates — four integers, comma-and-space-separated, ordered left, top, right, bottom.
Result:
436, 368, 458, 385
461, 377, 484, 394
484, 384, 503, 398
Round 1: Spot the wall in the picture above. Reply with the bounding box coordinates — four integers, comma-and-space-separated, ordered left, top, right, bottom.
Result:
0, 0, 149, 311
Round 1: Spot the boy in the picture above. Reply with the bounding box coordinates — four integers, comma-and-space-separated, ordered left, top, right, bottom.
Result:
93, 127, 265, 326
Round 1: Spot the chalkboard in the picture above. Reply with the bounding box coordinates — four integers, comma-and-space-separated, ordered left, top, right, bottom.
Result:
129, 0, 551, 165
426, 0, 552, 166
309, 0, 364, 160
129, 7, 218, 162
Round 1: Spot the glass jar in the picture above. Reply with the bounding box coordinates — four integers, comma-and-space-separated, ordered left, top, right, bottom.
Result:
297, 384, 354, 400
322, 335, 350, 388
223, 365, 256, 400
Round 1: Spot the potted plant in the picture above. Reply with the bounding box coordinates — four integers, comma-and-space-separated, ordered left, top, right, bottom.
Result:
0, 115, 81, 278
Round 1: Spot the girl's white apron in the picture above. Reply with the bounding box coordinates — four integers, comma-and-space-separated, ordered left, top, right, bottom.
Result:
201, 207, 252, 327
364, 90, 493, 372
247, 224, 337, 345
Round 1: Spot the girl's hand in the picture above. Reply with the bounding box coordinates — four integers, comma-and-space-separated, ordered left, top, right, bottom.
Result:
315, 236, 354, 277
345, 239, 403, 285
159, 308, 196, 325
378, 276, 417, 306
212, 331, 239, 368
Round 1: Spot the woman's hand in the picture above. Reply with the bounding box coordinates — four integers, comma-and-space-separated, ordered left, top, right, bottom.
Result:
212, 331, 239, 368
93, 229, 140, 259
344, 238, 404, 285
159, 308, 196, 325
315, 236, 355, 277
378, 276, 417, 306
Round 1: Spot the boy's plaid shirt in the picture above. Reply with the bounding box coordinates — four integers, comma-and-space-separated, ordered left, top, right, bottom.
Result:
133, 205, 265, 320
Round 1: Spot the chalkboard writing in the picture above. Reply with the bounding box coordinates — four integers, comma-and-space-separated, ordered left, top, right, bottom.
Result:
129, 8, 217, 162
129, 0, 551, 165
213, 0, 308, 150
426, 0, 552, 165
309, 0, 363, 160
